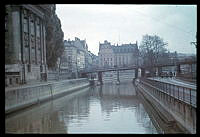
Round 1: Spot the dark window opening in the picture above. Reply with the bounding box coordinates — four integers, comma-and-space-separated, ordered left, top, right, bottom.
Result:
9, 78, 12, 85
16, 78, 19, 84
28, 64, 31, 72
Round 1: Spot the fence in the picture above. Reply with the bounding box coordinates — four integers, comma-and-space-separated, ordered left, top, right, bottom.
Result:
141, 78, 196, 107
138, 78, 196, 133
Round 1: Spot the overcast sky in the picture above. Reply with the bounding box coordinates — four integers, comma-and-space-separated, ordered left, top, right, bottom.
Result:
56, 4, 197, 56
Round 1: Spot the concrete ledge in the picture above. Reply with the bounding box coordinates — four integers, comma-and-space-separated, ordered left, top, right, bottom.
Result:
52, 83, 90, 100
138, 80, 196, 134
5, 79, 90, 116
137, 84, 175, 124
135, 81, 189, 133
5, 99, 38, 114
136, 87, 164, 134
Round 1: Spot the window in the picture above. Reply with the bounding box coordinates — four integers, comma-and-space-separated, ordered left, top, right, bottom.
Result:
16, 78, 19, 84
37, 37, 41, 50
23, 18, 28, 33
36, 24, 40, 37
5, 13, 8, 32
28, 64, 31, 72
31, 35, 35, 47
24, 32, 29, 46
9, 78, 12, 85
30, 21, 34, 35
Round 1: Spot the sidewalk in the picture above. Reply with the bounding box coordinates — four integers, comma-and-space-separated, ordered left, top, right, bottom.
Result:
5, 78, 81, 92
5, 81, 53, 92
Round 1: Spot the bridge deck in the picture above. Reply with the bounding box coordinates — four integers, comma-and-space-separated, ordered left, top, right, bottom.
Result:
84, 66, 139, 73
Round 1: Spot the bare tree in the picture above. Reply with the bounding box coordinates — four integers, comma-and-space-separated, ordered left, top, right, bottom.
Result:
139, 34, 168, 74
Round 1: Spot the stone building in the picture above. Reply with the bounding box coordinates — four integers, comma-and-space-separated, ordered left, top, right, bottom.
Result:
61, 37, 88, 78
85, 51, 92, 71
98, 40, 139, 68
85, 51, 98, 71
5, 5, 54, 86
91, 54, 99, 69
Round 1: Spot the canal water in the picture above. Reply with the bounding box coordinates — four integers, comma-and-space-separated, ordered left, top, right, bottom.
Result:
5, 82, 158, 134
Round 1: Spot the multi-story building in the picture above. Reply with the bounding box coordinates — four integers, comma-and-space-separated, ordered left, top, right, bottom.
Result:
85, 51, 98, 71
98, 40, 139, 68
85, 51, 92, 71
61, 37, 88, 78
91, 54, 99, 69
5, 5, 54, 86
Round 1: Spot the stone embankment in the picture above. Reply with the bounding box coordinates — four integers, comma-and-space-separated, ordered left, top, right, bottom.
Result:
135, 78, 196, 134
5, 78, 90, 115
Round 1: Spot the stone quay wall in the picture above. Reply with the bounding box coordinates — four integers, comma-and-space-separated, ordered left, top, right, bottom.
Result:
135, 79, 196, 134
5, 78, 90, 115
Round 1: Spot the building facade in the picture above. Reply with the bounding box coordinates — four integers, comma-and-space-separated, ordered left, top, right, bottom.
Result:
61, 37, 88, 78
91, 54, 99, 69
5, 5, 54, 86
98, 40, 139, 68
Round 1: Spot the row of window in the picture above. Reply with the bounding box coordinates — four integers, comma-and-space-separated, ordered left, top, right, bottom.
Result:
100, 56, 129, 63
22, 9, 45, 65
102, 60, 129, 66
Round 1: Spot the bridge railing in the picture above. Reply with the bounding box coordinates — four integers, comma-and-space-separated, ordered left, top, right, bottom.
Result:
83, 65, 138, 73
140, 78, 196, 108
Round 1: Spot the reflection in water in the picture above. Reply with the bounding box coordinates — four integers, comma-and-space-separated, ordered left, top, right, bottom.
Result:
6, 82, 157, 134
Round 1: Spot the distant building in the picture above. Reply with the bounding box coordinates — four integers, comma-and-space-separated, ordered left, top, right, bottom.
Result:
177, 53, 196, 76
61, 37, 89, 78
91, 53, 99, 69
5, 5, 55, 86
98, 40, 139, 68
85, 51, 94, 71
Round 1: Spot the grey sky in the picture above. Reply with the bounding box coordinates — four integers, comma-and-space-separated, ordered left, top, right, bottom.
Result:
56, 4, 197, 56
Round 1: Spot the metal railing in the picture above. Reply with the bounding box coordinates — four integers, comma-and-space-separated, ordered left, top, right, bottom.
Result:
83, 65, 138, 73
140, 78, 196, 108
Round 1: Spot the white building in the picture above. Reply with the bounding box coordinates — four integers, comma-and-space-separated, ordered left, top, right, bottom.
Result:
98, 40, 139, 68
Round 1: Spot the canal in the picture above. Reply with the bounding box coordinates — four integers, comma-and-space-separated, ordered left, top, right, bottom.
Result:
5, 81, 159, 134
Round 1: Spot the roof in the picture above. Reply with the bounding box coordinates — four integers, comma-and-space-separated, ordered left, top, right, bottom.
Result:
112, 44, 138, 53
